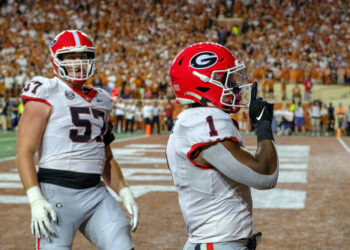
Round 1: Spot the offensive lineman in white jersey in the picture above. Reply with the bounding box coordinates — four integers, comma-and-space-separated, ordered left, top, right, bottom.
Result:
17, 30, 138, 249
166, 43, 279, 250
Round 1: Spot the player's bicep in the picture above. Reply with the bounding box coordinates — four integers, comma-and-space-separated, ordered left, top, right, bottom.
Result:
17, 101, 51, 154
202, 140, 278, 189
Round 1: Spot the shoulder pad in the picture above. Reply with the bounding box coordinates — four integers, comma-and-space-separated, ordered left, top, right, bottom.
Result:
95, 87, 113, 110
21, 77, 56, 105
177, 108, 240, 144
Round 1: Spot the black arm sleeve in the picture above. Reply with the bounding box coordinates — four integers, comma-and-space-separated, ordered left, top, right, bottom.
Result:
103, 122, 115, 146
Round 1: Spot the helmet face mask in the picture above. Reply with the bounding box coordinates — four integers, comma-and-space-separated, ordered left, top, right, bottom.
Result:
169, 43, 252, 113
50, 30, 96, 85
56, 52, 95, 82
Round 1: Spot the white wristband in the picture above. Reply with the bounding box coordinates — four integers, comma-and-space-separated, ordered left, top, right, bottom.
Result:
119, 187, 133, 200
26, 186, 44, 205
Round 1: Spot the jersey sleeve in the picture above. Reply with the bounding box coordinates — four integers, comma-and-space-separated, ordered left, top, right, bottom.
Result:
179, 109, 241, 169
21, 76, 52, 107
95, 88, 113, 112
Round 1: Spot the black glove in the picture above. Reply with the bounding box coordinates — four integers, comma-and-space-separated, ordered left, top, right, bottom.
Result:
249, 82, 274, 142
103, 122, 115, 146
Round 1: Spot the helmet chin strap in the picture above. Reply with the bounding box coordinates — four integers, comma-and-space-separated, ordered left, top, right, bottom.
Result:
184, 92, 216, 107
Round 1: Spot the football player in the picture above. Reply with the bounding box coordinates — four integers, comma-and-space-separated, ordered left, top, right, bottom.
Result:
166, 43, 279, 250
17, 30, 138, 250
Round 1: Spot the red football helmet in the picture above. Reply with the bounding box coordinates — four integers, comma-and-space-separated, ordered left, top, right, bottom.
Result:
49, 30, 95, 84
169, 42, 252, 112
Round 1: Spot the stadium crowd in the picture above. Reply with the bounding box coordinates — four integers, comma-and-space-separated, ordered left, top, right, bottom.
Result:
0, 0, 350, 135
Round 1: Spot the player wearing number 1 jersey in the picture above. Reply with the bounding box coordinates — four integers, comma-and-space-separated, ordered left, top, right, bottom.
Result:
166, 43, 279, 250
17, 30, 137, 250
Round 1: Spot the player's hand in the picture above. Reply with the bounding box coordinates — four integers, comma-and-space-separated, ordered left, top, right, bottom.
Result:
119, 187, 139, 232
249, 82, 274, 125
27, 186, 57, 239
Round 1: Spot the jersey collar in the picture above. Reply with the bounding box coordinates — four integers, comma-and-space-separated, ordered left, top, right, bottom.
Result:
56, 77, 97, 103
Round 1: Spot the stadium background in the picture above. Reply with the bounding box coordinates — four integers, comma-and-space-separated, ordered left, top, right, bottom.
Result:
0, 0, 350, 249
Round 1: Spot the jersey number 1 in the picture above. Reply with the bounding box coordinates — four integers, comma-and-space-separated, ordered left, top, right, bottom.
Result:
206, 115, 218, 137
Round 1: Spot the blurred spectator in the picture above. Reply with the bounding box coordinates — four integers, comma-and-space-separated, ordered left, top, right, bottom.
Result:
309, 100, 321, 136
292, 84, 302, 104
134, 101, 143, 131
218, 26, 227, 45
125, 100, 136, 133
345, 104, 350, 136
0, 96, 10, 131
238, 110, 248, 133
303, 77, 313, 102
335, 102, 346, 129
294, 101, 305, 135
328, 102, 335, 136
114, 99, 125, 133
275, 103, 293, 136
142, 100, 153, 131
151, 101, 162, 135
163, 99, 174, 131
320, 103, 328, 135
1, 0, 350, 103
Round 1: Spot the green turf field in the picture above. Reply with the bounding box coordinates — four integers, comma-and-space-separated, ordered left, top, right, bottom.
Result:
0, 131, 145, 160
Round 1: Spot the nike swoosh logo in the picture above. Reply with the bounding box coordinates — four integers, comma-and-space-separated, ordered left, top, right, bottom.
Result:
256, 106, 265, 121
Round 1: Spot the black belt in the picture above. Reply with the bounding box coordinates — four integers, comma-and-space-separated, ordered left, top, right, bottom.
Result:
38, 168, 101, 189
247, 232, 262, 250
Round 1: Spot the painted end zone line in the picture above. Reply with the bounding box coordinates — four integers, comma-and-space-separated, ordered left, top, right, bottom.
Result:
337, 137, 350, 155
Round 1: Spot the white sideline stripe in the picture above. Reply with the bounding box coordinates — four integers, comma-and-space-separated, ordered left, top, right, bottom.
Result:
0, 173, 20, 181
337, 137, 350, 154
0, 195, 28, 204
0, 182, 23, 188
0, 135, 148, 162
0, 137, 16, 142
252, 188, 306, 209
278, 171, 307, 183
113, 135, 147, 143
279, 163, 307, 169
0, 156, 16, 162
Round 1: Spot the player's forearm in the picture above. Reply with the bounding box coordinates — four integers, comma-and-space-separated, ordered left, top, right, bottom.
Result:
102, 158, 128, 193
202, 142, 278, 189
255, 140, 278, 175
17, 151, 39, 190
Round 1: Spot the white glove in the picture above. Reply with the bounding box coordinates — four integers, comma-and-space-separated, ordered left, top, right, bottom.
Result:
27, 186, 57, 239
119, 187, 138, 232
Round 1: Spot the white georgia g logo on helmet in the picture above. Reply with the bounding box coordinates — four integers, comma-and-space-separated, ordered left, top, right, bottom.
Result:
190, 52, 218, 69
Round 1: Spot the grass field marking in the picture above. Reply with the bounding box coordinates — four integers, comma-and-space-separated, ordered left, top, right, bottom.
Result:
337, 137, 350, 155
0, 137, 17, 142
112, 135, 147, 143
0, 156, 16, 162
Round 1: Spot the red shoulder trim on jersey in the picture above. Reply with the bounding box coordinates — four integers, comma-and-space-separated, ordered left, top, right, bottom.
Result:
69, 85, 97, 103
187, 136, 239, 170
22, 95, 52, 107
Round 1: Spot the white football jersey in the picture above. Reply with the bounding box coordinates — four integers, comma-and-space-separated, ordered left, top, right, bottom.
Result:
166, 107, 253, 243
21, 76, 113, 174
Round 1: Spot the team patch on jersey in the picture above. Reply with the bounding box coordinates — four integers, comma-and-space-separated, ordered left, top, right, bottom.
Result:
65, 91, 75, 100
190, 52, 218, 69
